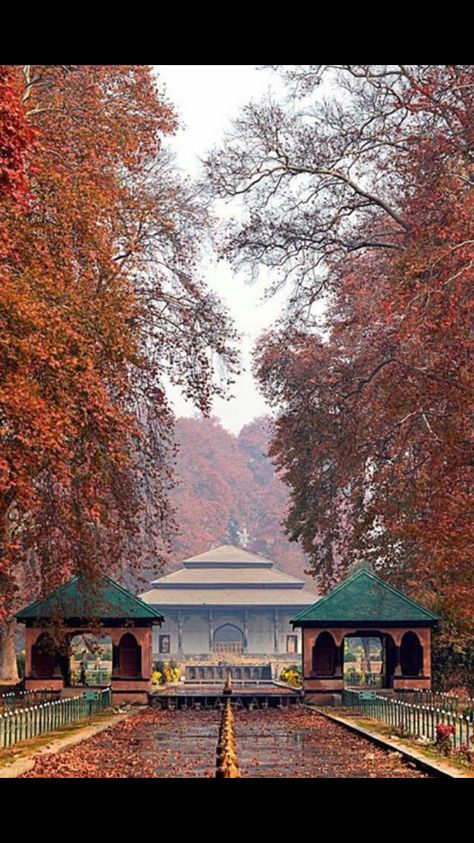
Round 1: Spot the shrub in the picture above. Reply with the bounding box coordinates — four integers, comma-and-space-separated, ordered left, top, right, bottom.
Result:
435, 723, 455, 755
152, 662, 181, 685
280, 665, 302, 688
455, 743, 474, 766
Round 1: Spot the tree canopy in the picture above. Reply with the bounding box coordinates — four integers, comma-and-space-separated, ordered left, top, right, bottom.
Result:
0, 65, 238, 624
204, 65, 474, 646
164, 416, 310, 581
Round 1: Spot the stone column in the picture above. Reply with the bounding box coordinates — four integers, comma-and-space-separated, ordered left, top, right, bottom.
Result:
394, 645, 402, 676
243, 610, 249, 653
112, 642, 120, 679
303, 629, 316, 677
208, 609, 213, 652
273, 610, 279, 654
334, 642, 344, 678
422, 629, 431, 678
143, 627, 152, 679
25, 628, 36, 678
177, 610, 184, 657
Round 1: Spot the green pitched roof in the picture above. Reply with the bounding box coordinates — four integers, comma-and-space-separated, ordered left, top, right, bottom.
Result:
16, 575, 164, 622
292, 569, 438, 625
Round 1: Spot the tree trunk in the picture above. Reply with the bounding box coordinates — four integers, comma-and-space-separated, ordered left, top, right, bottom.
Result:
0, 492, 20, 682
0, 619, 20, 682
362, 638, 372, 674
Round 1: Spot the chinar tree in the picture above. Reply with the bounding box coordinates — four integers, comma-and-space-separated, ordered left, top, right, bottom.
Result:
0, 65, 239, 679
203, 65, 474, 679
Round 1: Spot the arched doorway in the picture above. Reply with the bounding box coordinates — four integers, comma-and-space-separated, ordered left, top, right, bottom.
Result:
312, 632, 336, 676
343, 634, 384, 687
400, 631, 423, 677
117, 633, 141, 678
68, 632, 112, 687
31, 632, 57, 679
213, 624, 244, 654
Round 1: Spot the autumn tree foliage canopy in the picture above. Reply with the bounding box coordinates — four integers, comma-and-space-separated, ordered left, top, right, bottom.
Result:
163, 416, 311, 582
0, 65, 238, 624
204, 65, 474, 645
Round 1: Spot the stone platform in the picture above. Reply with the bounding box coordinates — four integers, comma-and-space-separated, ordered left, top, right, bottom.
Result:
150, 681, 302, 710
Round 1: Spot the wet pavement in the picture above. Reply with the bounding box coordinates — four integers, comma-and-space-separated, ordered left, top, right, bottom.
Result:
22, 707, 435, 778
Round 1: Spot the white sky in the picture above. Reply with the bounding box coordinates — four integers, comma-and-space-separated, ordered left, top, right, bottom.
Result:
154, 65, 287, 434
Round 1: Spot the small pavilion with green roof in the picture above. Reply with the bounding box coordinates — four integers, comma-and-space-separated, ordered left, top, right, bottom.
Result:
16, 575, 164, 704
291, 568, 438, 698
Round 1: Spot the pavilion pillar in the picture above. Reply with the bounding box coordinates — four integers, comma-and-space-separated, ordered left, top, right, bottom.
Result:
243, 610, 249, 653
422, 629, 431, 678
111, 641, 120, 679
177, 610, 184, 656
25, 627, 35, 678
394, 644, 402, 677
208, 609, 214, 651
273, 610, 279, 654
334, 641, 344, 678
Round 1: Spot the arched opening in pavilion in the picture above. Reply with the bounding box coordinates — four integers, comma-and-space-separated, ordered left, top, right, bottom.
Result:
343, 634, 385, 688
30, 632, 58, 679
116, 632, 142, 678
213, 623, 245, 654
400, 630, 423, 677
312, 631, 337, 676
67, 631, 113, 687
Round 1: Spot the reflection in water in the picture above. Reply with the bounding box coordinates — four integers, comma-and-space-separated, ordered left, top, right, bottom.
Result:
145, 710, 431, 778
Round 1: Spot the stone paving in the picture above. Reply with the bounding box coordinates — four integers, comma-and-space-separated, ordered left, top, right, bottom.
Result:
21, 707, 436, 778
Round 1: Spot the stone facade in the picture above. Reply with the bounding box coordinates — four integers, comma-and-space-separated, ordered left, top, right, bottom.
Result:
152, 608, 302, 663
140, 545, 317, 670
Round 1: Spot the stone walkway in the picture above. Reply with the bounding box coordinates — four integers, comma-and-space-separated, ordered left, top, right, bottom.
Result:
20, 707, 436, 777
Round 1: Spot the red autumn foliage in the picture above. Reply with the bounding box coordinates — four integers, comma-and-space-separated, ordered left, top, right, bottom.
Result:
0, 67, 238, 635
0, 66, 34, 205
205, 65, 474, 647
20, 708, 431, 778
436, 723, 454, 740
162, 416, 311, 581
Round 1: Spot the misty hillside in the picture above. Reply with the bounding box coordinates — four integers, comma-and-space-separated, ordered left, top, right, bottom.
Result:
161, 416, 315, 586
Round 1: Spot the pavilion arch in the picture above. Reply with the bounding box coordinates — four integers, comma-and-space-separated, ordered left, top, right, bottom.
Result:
31, 632, 57, 679
117, 632, 142, 678
400, 631, 423, 677
66, 630, 113, 687
312, 631, 337, 676
213, 623, 244, 654
341, 630, 399, 689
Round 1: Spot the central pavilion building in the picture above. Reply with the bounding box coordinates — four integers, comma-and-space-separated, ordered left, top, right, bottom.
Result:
140, 545, 317, 676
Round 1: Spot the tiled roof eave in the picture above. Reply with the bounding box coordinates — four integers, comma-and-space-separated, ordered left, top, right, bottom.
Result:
292, 617, 438, 627
16, 575, 165, 622
290, 569, 438, 625
151, 583, 305, 590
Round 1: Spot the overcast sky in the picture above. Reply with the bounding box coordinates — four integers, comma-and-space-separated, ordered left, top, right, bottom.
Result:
154, 65, 287, 435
